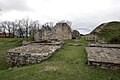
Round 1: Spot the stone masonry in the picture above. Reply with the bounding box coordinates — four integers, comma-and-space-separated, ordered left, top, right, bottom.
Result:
7, 41, 63, 67
34, 22, 73, 41
86, 44, 120, 69
72, 30, 80, 39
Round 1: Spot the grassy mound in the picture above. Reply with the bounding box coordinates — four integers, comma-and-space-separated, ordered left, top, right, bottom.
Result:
91, 21, 120, 43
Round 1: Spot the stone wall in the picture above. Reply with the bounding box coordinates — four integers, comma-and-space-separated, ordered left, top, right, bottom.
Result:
34, 30, 42, 41
51, 23, 72, 40
72, 30, 80, 39
88, 44, 120, 48
86, 44, 120, 69
85, 34, 98, 41
34, 22, 72, 41
7, 42, 62, 67
41, 25, 52, 40
88, 61, 120, 69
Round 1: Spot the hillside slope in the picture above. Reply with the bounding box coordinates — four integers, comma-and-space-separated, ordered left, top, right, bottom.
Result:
91, 21, 120, 43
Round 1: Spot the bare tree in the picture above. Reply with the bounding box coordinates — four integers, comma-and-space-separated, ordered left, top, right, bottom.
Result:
14, 18, 41, 38
0, 22, 7, 37
0, 9, 3, 35
14, 20, 25, 38
43, 22, 53, 28
29, 20, 39, 36
21, 17, 32, 38
3, 21, 13, 37
0, 23, 2, 33
10, 21, 18, 37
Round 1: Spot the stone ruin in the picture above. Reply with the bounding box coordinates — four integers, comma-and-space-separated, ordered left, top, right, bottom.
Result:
7, 41, 63, 67
85, 34, 98, 42
34, 22, 80, 41
85, 23, 107, 42
72, 30, 81, 39
86, 44, 120, 69
7, 22, 80, 67
34, 22, 72, 41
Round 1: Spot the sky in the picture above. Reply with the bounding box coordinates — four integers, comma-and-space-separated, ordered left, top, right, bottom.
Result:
0, 0, 120, 34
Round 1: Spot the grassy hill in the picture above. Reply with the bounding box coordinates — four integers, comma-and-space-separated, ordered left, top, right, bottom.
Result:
0, 38, 120, 80
91, 21, 120, 43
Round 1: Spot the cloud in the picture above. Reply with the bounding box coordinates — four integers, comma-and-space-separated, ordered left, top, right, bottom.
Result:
75, 28, 91, 32
0, 0, 31, 11
1, 0, 120, 34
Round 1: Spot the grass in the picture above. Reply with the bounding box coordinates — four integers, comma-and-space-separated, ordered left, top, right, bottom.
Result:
91, 21, 120, 43
0, 37, 34, 70
0, 38, 23, 70
0, 37, 120, 80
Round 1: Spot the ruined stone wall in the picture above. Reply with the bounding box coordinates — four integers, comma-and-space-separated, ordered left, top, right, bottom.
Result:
52, 23, 72, 40
34, 22, 72, 41
88, 61, 120, 69
34, 30, 42, 41
7, 43, 62, 67
85, 34, 98, 41
41, 26, 52, 40
72, 30, 80, 39
86, 44, 120, 69
88, 44, 120, 48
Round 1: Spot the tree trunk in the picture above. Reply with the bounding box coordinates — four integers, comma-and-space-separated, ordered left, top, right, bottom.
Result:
26, 27, 28, 38
9, 29, 10, 38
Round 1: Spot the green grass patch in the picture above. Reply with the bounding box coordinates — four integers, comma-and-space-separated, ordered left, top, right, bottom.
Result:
0, 38, 23, 70
91, 21, 120, 43
0, 37, 120, 80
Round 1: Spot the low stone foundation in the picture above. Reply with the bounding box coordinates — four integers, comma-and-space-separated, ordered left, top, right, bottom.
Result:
88, 61, 120, 69
86, 44, 120, 69
7, 42, 62, 67
88, 44, 120, 49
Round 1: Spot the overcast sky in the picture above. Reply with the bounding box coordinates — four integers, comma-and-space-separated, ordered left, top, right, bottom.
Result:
0, 0, 120, 34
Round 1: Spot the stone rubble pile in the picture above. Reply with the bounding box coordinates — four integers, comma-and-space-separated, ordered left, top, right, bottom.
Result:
7, 43, 62, 67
